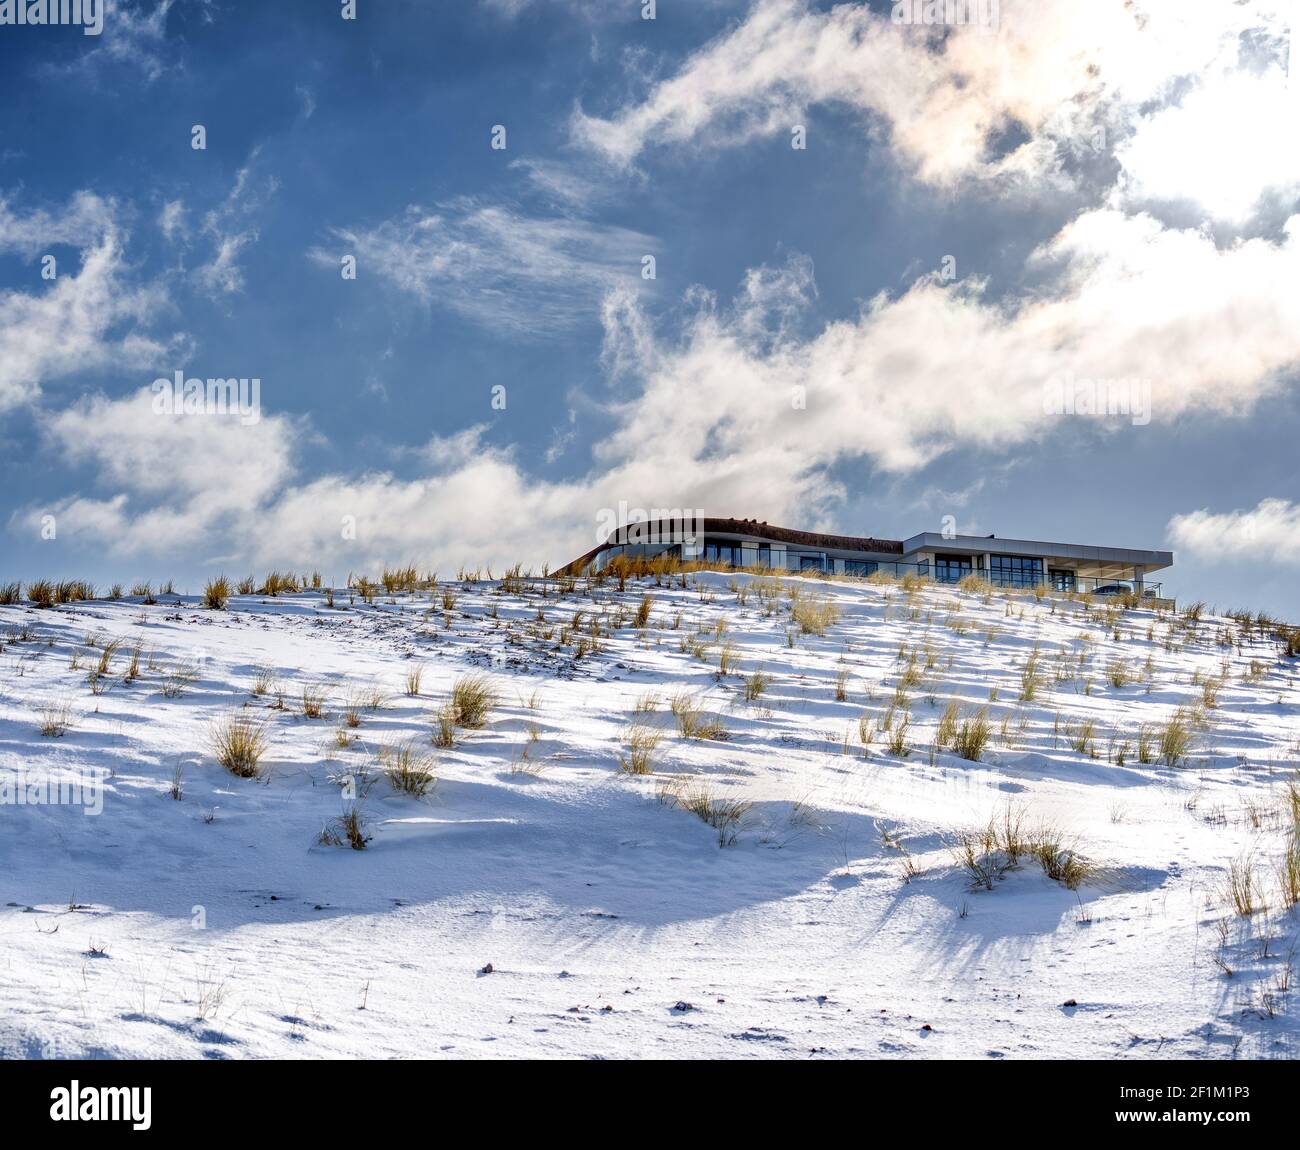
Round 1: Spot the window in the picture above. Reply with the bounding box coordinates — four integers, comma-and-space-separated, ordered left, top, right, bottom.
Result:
844, 560, 878, 577
798, 555, 823, 571
934, 554, 973, 583
989, 554, 1043, 588
704, 542, 739, 567
1049, 568, 1076, 591
757, 543, 771, 569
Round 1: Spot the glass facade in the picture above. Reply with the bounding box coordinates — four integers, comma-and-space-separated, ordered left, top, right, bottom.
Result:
703, 542, 740, 566
1049, 567, 1076, 591
587, 537, 1163, 598
990, 554, 1044, 588
934, 554, 974, 583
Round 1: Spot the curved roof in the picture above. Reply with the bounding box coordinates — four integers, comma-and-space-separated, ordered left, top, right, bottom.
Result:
557, 517, 903, 574
670, 518, 904, 554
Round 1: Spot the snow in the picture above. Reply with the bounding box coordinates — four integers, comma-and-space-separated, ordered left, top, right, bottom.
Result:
1, 570, 1297, 1059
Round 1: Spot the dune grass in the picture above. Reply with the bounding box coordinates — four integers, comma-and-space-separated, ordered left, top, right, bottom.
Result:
449, 673, 498, 729
617, 723, 663, 775
203, 575, 231, 609
379, 738, 437, 797
211, 714, 270, 778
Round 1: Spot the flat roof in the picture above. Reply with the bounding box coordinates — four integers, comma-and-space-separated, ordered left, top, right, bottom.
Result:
902, 532, 1173, 571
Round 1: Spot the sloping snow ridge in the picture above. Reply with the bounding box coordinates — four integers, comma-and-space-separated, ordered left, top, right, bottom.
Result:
1, 569, 1297, 1059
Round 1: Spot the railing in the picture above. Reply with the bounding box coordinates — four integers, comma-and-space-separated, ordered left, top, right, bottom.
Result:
789, 559, 1163, 598
909, 565, 1161, 598
592, 544, 1163, 599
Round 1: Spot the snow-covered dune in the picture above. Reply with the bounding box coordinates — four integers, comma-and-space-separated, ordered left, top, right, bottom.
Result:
1, 570, 1297, 1059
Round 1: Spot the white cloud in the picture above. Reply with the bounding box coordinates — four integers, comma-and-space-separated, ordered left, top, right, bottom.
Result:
315, 197, 655, 335
194, 232, 256, 296
544, 408, 577, 463
0, 191, 117, 256
157, 198, 187, 244
193, 153, 276, 297
508, 157, 609, 212
244, 435, 595, 572
17, 386, 303, 556
0, 195, 181, 415
587, 208, 1300, 500
1117, 65, 1300, 224
56, 0, 178, 85
1168, 498, 1300, 566
572, 0, 1283, 191
30, 204, 1300, 570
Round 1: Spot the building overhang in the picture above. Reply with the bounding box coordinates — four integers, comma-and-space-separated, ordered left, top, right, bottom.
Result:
901, 532, 1173, 573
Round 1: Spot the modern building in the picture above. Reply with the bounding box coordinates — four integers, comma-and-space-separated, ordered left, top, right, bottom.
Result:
560, 517, 1173, 599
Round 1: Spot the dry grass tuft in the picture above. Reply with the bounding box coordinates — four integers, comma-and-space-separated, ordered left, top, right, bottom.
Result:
952, 707, 991, 762
953, 807, 1093, 891
634, 594, 654, 628
790, 593, 839, 636
1277, 838, 1300, 910
669, 690, 729, 740
679, 782, 752, 847
404, 663, 425, 696
1225, 854, 1262, 917
251, 665, 278, 696
301, 683, 329, 719
161, 661, 199, 698
618, 723, 663, 775
743, 669, 771, 702
1159, 708, 1193, 766
431, 703, 457, 748
1018, 645, 1043, 702
96, 638, 123, 676
260, 570, 297, 596
203, 575, 231, 610
210, 713, 270, 778
935, 700, 960, 748
37, 700, 74, 737
319, 805, 370, 850
379, 738, 437, 797
449, 673, 498, 729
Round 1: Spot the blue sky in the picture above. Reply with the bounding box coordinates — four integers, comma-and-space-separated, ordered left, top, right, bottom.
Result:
1, 0, 1298, 615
